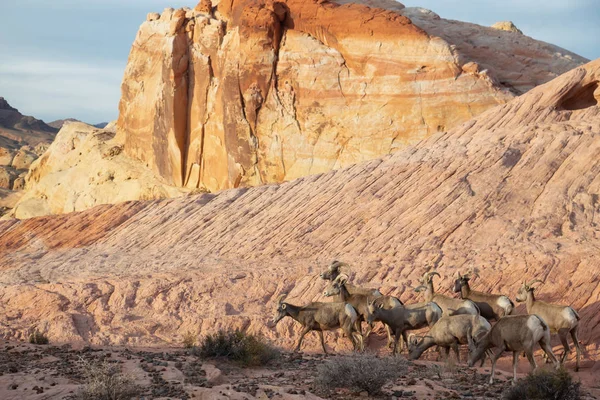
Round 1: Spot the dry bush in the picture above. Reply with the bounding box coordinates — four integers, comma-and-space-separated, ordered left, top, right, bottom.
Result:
182, 331, 197, 349
29, 329, 49, 345
314, 353, 409, 396
194, 329, 279, 367
75, 359, 142, 400
502, 368, 581, 400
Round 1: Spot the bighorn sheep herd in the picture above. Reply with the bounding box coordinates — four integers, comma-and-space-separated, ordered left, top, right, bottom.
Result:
272, 261, 585, 384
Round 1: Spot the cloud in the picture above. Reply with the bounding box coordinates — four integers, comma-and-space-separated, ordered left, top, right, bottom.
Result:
0, 57, 123, 123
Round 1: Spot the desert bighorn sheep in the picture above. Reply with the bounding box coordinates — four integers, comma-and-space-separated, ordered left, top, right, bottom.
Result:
320, 262, 394, 346
467, 314, 559, 384
272, 294, 363, 353
415, 271, 480, 316
453, 269, 514, 320
515, 279, 582, 371
407, 314, 491, 363
367, 296, 443, 355
323, 273, 383, 343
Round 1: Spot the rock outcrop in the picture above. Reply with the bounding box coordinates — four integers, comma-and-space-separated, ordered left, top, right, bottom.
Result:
0, 98, 58, 210
0, 60, 599, 364
6, 121, 190, 219
491, 21, 523, 34
116, 0, 586, 194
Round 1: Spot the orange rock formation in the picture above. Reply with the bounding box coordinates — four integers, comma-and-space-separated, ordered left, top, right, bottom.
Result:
116, 0, 586, 193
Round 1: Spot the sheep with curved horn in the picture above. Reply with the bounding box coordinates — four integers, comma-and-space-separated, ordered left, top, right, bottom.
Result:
319, 261, 396, 347
515, 279, 582, 371
415, 271, 480, 316
453, 267, 514, 321
272, 293, 363, 353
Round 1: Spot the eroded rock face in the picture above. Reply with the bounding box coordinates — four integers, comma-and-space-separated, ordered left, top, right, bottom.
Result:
0, 60, 599, 358
117, 0, 586, 193
7, 122, 190, 219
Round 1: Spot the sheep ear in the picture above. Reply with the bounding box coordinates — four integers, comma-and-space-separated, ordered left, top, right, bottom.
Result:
378, 303, 384, 309
281, 304, 287, 309
467, 331, 474, 348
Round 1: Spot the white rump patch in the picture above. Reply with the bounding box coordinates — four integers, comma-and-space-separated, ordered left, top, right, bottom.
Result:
527, 315, 545, 339
561, 307, 579, 327
463, 300, 479, 315
345, 304, 358, 323
480, 317, 492, 331
497, 296, 513, 314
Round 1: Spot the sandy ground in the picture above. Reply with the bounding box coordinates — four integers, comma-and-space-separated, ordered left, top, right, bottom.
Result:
0, 339, 597, 400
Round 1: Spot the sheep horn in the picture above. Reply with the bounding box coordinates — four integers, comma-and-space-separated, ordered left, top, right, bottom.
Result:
275, 294, 287, 304
527, 279, 544, 287
335, 273, 350, 284
329, 260, 348, 271
429, 271, 441, 279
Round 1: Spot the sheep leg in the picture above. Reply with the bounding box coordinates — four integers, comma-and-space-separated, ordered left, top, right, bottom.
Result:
363, 321, 374, 343
481, 349, 493, 367
488, 347, 505, 385
442, 346, 450, 362
385, 323, 394, 348
352, 332, 365, 352
511, 351, 519, 385
343, 324, 358, 351
400, 331, 409, 354
294, 326, 311, 352
392, 329, 403, 356
558, 328, 571, 365
451, 342, 460, 364
538, 335, 559, 370
570, 328, 581, 372
524, 349, 537, 374
317, 330, 327, 354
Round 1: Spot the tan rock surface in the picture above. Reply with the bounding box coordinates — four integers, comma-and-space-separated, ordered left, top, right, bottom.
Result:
116, 0, 586, 194
0, 166, 17, 189
491, 21, 523, 34
11, 148, 36, 170
6, 122, 190, 219
401, 7, 586, 95
0, 60, 599, 370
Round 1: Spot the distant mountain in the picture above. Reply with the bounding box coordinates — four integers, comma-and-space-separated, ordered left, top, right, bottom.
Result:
0, 97, 59, 200
0, 97, 58, 150
47, 118, 80, 129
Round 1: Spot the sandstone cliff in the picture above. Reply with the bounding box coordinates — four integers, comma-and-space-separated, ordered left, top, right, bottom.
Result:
116, 0, 586, 194
7, 122, 190, 219
0, 60, 598, 364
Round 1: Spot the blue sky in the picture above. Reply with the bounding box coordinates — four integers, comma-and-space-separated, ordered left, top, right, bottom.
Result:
0, 0, 598, 124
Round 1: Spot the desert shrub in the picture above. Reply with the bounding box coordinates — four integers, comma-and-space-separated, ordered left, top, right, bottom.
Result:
182, 331, 197, 349
75, 359, 142, 400
194, 329, 279, 367
314, 354, 409, 396
502, 368, 581, 400
29, 329, 49, 345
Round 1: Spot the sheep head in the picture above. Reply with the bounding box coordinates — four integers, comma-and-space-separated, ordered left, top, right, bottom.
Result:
320, 260, 348, 281
366, 297, 385, 324
515, 279, 544, 302
272, 294, 288, 325
422, 271, 441, 284
323, 273, 349, 297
